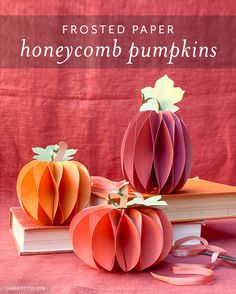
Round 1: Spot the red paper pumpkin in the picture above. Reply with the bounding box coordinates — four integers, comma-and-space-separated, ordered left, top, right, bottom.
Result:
121, 110, 192, 193
70, 205, 173, 272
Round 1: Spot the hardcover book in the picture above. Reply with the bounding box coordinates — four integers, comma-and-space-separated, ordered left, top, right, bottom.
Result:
10, 207, 202, 255
95, 178, 236, 223
10, 207, 72, 255
146, 178, 236, 222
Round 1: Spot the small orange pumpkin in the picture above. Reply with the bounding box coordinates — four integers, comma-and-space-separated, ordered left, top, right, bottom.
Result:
16, 142, 91, 225
70, 193, 173, 272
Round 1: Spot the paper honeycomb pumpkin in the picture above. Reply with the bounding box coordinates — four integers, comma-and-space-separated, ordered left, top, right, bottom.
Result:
70, 194, 173, 272
121, 75, 192, 193
16, 142, 91, 225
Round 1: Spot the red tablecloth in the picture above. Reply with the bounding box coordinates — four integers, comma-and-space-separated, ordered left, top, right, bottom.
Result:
1, 200, 236, 294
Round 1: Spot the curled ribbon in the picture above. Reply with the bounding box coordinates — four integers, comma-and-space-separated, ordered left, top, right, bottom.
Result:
151, 236, 232, 286
91, 176, 128, 194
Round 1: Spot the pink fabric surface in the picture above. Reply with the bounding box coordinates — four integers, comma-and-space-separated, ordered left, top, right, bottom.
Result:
1, 205, 236, 293
1, 1, 236, 293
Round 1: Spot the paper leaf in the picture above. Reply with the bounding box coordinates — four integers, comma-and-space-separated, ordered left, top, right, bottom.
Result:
33, 154, 50, 161
62, 149, 78, 161
32, 147, 47, 154
45, 145, 59, 151
126, 198, 145, 206
32, 144, 77, 162
125, 195, 167, 208
140, 98, 160, 113
140, 75, 185, 113
64, 149, 77, 157
32, 147, 56, 162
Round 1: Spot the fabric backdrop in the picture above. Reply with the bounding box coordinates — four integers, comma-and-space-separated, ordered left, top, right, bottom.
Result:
0, 1, 236, 206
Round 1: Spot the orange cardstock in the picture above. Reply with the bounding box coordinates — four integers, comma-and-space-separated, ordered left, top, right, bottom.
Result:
70, 205, 173, 272
17, 160, 91, 225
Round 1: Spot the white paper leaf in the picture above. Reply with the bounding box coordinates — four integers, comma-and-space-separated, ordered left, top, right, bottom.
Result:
140, 98, 160, 113
45, 144, 58, 151
32, 152, 52, 162
64, 149, 77, 157
126, 197, 144, 206
126, 195, 167, 208
61, 149, 78, 161
141, 86, 158, 100
32, 144, 77, 162
62, 155, 74, 161
32, 147, 45, 154
140, 74, 185, 113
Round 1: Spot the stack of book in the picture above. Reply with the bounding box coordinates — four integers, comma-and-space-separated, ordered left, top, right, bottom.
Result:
10, 178, 236, 255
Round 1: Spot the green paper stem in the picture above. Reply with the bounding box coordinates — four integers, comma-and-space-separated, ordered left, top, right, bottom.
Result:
142, 97, 161, 111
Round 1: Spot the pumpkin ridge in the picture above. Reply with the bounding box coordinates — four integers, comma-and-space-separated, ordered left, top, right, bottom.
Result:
137, 212, 164, 270
16, 160, 38, 207
133, 113, 154, 190
47, 162, 62, 221
172, 114, 186, 188
58, 162, 80, 223
75, 162, 91, 211
73, 213, 98, 269
19, 166, 39, 221
173, 119, 192, 192
37, 165, 56, 222
121, 112, 140, 166
153, 209, 173, 264
154, 118, 173, 191
116, 212, 140, 271
92, 212, 116, 271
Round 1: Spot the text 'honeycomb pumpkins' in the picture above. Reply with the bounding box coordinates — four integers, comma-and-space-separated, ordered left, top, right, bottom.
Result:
70, 194, 172, 272
121, 75, 192, 193
16, 142, 91, 225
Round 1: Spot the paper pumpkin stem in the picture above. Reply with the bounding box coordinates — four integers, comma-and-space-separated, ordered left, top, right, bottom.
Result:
110, 182, 167, 209
108, 183, 129, 208
117, 182, 129, 208
140, 90, 145, 102
142, 97, 162, 111
54, 142, 68, 162
118, 193, 128, 208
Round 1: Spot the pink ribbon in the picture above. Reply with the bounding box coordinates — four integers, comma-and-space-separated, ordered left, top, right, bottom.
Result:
151, 236, 232, 285
91, 176, 127, 194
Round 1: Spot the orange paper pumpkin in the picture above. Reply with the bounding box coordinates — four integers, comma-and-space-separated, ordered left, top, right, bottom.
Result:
17, 142, 91, 225
70, 201, 173, 272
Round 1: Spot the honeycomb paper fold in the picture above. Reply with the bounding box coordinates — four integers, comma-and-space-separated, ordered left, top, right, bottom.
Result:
17, 143, 91, 224
70, 205, 173, 272
121, 111, 192, 193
